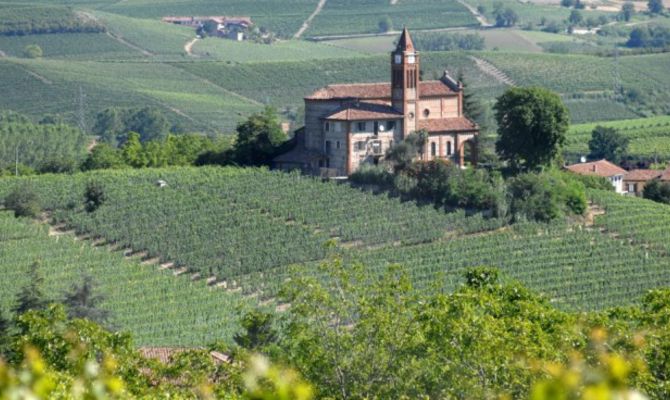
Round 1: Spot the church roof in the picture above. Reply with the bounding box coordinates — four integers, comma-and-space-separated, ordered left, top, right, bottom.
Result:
418, 117, 478, 133
565, 159, 626, 178
324, 102, 403, 121
396, 27, 415, 52
305, 80, 455, 100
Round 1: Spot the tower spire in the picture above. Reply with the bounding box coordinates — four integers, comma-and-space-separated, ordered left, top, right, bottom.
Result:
396, 27, 414, 52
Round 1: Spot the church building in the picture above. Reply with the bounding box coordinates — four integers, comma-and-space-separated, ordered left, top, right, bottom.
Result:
274, 28, 479, 176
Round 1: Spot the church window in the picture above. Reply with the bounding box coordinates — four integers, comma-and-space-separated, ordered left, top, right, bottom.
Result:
423, 109, 430, 118
357, 122, 366, 131
431, 142, 436, 157
408, 112, 415, 120
325, 140, 332, 155
325, 122, 330, 132
446, 142, 452, 156
336, 141, 341, 150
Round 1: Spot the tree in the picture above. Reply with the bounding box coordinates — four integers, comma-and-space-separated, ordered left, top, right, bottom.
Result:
620, 2, 635, 21
568, 10, 584, 25
458, 70, 484, 126
648, 0, 664, 14
23, 44, 42, 59
233, 107, 287, 166
81, 144, 127, 171
495, 7, 519, 27
560, 0, 574, 7
4, 184, 41, 218
588, 126, 629, 163
494, 87, 569, 171
12, 261, 49, 316
378, 15, 393, 33
121, 132, 146, 168
234, 310, 278, 351
385, 130, 427, 172
643, 179, 670, 204
84, 181, 107, 213
62, 274, 110, 326
126, 107, 170, 142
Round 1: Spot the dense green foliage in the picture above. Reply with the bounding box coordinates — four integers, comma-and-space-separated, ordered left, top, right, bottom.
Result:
3, 184, 41, 218
643, 179, 670, 204
495, 87, 570, 171
0, 5, 105, 36
627, 24, 670, 48
0, 112, 88, 172
588, 125, 630, 163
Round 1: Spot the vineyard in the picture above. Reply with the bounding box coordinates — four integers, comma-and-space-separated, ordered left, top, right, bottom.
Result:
566, 116, 670, 160
0, 4, 105, 36
0, 211, 248, 346
1, 167, 669, 315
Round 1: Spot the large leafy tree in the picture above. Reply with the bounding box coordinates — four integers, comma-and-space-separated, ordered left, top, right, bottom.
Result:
494, 87, 569, 171
588, 126, 629, 163
233, 107, 287, 166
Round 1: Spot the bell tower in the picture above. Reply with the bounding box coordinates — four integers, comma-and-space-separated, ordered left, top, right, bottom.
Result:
391, 27, 420, 138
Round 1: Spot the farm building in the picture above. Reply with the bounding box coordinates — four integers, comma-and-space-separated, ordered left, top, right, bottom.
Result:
566, 159, 627, 194
623, 166, 670, 196
274, 28, 479, 177
162, 16, 252, 40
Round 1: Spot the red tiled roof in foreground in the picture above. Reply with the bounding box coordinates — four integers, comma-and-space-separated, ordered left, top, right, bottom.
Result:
305, 81, 456, 100
139, 347, 229, 364
625, 169, 663, 181
565, 159, 626, 178
418, 117, 478, 133
324, 102, 403, 121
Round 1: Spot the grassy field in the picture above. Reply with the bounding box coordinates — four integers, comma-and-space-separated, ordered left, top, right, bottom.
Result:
2, 167, 670, 317
0, 211, 248, 346
0, 32, 141, 60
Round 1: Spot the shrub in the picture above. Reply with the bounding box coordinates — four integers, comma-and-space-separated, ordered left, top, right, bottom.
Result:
508, 173, 561, 222
643, 179, 670, 204
350, 164, 393, 187
84, 181, 106, 213
23, 44, 42, 59
4, 184, 41, 218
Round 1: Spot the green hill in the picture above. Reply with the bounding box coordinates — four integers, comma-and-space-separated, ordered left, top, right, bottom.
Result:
1, 167, 670, 319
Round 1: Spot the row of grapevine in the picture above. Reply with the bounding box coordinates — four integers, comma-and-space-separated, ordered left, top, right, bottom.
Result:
0, 211, 249, 346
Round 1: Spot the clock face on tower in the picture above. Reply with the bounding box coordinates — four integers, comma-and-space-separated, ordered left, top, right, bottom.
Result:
408, 54, 415, 64
394, 54, 402, 64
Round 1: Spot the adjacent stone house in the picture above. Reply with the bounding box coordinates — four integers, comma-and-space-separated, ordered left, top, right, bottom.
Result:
623, 166, 670, 196
273, 28, 479, 177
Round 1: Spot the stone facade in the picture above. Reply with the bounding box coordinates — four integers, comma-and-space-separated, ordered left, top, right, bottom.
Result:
274, 28, 479, 177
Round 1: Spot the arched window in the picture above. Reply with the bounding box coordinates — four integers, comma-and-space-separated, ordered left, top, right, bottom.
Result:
423, 109, 430, 118
431, 142, 436, 157
446, 141, 452, 156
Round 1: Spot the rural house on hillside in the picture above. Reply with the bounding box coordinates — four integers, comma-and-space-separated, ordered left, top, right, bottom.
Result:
566, 159, 627, 193
274, 28, 479, 177
162, 16, 252, 40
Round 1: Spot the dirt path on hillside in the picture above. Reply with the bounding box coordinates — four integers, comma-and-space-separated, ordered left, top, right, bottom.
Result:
294, 0, 327, 39
106, 31, 154, 57
184, 38, 199, 56
470, 56, 515, 86
456, 0, 493, 27
22, 67, 53, 85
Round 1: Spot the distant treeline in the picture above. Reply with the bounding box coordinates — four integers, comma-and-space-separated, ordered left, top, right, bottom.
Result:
0, 5, 105, 36
0, 112, 88, 174
412, 32, 485, 52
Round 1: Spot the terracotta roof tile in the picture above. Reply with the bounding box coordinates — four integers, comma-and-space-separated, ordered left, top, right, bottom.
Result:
565, 160, 626, 177
305, 81, 455, 100
418, 117, 477, 133
324, 102, 403, 121
624, 169, 663, 181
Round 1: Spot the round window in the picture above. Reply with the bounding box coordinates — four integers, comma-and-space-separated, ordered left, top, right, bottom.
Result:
408, 112, 415, 120
423, 109, 430, 117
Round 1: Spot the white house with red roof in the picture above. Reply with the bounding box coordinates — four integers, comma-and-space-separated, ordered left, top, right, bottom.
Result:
274, 28, 479, 176
565, 159, 627, 193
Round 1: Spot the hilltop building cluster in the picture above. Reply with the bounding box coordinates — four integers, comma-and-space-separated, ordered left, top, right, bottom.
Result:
274, 28, 479, 177
162, 16, 253, 41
